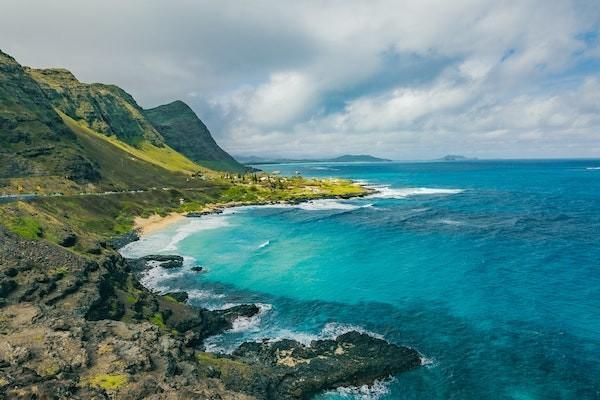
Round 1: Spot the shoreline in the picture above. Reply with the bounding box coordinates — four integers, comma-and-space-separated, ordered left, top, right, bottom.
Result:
134, 212, 186, 235
132, 182, 375, 238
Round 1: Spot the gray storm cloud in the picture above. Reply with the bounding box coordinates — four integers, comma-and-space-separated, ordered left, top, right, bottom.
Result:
2, 0, 599, 159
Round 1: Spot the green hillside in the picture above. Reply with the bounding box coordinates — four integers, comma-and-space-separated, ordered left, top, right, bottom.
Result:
0, 50, 216, 194
26, 67, 164, 146
0, 50, 100, 188
144, 101, 246, 172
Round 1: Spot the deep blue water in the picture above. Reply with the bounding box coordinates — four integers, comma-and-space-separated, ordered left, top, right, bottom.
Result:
121, 160, 600, 399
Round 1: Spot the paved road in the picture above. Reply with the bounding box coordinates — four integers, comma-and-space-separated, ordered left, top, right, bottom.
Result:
0, 189, 149, 204
0, 186, 224, 204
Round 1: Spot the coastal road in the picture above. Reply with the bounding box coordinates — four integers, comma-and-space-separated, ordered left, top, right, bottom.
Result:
0, 187, 221, 204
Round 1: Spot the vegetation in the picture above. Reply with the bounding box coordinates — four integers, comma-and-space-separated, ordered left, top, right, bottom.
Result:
149, 312, 166, 329
145, 100, 247, 172
83, 373, 128, 390
63, 114, 207, 175
0, 49, 368, 250
1, 215, 43, 240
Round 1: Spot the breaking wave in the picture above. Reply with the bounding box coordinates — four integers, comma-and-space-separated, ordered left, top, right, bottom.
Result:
368, 185, 464, 199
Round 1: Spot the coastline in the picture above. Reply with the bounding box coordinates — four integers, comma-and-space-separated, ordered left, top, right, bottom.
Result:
132, 182, 375, 238
134, 212, 186, 235
117, 183, 430, 399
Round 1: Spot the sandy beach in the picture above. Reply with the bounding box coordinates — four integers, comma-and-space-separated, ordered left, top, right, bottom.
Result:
134, 212, 185, 235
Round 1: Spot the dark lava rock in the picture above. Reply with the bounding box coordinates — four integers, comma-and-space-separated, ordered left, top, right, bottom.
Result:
0, 226, 420, 399
141, 254, 184, 269
221, 331, 422, 399
107, 230, 139, 249
215, 304, 260, 323
58, 232, 77, 247
191, 266, 203, 272
186, 209, 223, 217
141, 255, 184, 263
160, 260, 183, 269
86, 243, 103, 255
0, 279, 17, 297
164, 291, 188, 303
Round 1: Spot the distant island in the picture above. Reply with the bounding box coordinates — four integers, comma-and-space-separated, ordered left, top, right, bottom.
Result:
438, 155, 478, 161
239, 154, 392, 165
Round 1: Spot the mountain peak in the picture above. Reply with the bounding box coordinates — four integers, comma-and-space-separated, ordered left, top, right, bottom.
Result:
144, 101, 246, 172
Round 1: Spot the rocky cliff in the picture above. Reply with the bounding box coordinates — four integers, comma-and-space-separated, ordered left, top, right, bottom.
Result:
0, 51, 99, 183
26, 67, 164, 147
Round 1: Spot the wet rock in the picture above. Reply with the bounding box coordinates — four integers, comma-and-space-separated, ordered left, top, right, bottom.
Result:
186, 209, 223, 217
223, 331, 422, 399
0, 226, 420, 399
191, 266, 203, 272
141, 254, 184, 269
215, 304, 260, 323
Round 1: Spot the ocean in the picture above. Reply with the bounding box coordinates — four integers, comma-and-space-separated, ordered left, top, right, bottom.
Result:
120, 160, 600, 399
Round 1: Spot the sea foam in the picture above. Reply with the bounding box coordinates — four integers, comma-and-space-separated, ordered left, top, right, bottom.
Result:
368, 185, 464, 199
258, 240, 271, 249
161, 215, 231, 251
324, 378, 394, 399
296, 199, 362, 211
229, 303, 273, 333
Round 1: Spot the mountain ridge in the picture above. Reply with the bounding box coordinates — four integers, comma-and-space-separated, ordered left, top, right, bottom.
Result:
144, 100, 246, 172
1, 49, 245, 194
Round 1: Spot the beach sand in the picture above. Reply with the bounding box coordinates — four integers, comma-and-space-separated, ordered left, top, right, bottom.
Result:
134, 213, 185, 235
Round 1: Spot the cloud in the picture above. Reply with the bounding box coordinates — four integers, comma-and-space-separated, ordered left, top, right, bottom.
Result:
1, 0, 599, 158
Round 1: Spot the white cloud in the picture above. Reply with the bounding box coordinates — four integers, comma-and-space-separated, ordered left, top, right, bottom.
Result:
1, 0, 599, 158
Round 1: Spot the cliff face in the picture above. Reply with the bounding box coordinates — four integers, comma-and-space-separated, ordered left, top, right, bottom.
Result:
26, 67, 164, 147
0, 51, 100, 183
0, 49, 247, 195
144, 101, 246, 172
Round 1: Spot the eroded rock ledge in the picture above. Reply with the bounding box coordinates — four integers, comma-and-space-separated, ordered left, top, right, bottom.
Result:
0, 227, 421, 399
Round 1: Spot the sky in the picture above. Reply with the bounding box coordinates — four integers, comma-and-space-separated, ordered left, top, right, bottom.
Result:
1, 0, 600, 159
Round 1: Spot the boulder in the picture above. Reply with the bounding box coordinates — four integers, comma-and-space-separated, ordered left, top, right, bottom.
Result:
223, 331, 422, 399
58, 232, 77, 247
141, 255, 184, 269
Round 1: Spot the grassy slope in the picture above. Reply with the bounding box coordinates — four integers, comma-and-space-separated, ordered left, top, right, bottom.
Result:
61, 113, 211, 178
0, 174, 365, 251
26, 67, 164, 146
0, 50, 100, 189
0, 50, 367, 250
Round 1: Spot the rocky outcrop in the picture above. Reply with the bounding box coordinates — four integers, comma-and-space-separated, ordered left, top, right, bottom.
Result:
205, 332, 421, 399
0, 227, 421, 398
141, 254, 184, 269
105, 231, 139, 250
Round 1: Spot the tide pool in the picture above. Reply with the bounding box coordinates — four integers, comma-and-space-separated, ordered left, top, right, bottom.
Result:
121, 160, 600, 399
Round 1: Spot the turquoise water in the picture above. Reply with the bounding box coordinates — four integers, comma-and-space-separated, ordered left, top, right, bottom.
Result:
121, 160, 600, 399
